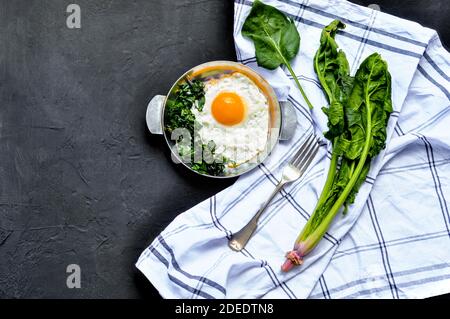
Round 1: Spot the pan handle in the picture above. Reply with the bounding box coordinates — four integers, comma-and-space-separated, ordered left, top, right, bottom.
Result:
279, 100, 297, 141
146, 95, 165, 135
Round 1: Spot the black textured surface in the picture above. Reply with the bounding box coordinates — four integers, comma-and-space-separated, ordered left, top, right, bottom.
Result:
0, 0, 448, 299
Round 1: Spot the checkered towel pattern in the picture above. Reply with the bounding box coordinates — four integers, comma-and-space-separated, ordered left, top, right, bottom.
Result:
137, 0, 450, 298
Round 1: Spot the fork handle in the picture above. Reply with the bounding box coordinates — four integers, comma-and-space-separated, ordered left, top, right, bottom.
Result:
228, 181, 286, 252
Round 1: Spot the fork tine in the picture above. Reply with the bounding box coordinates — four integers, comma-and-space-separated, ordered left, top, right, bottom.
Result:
289, 134, 315, 166
291, 135, 317, 166
293, 141, 320, 175
292, 136, 318, 168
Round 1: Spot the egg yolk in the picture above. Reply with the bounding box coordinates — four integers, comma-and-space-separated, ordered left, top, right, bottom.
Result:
211, 92, 246, 126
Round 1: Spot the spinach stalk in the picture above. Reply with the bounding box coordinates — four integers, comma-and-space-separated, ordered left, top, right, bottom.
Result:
315, 152, 338, 211
242, 0, 314, 109
282, 21, 392, 272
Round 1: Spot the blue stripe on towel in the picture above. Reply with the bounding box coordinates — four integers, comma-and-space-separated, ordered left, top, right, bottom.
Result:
367, 196, 400, 298
157, 235, 227, 295
149, 246, 216, 299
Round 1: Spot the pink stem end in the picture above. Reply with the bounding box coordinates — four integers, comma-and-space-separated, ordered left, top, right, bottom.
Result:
281, 250, 304, 272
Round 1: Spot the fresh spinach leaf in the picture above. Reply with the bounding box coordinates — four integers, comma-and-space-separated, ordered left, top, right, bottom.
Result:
242, 0, 314, 109
282, 21, 393, 271
304, 20, 353, 234
303, 52, 392, 254
314, 20, 353, 143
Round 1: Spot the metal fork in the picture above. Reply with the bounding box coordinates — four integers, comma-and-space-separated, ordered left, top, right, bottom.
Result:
228, 134, 320, 252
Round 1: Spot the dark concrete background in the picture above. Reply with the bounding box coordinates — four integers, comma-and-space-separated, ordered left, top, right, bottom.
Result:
0, 0, 448, 299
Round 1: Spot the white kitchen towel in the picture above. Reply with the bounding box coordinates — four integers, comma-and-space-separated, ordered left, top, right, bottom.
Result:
136, 0, 450, 298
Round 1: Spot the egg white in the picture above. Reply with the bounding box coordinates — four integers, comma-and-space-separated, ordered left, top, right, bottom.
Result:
191, 72, 269, 166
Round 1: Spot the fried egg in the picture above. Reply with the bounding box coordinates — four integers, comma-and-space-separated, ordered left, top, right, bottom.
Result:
191, 72, 269, 166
